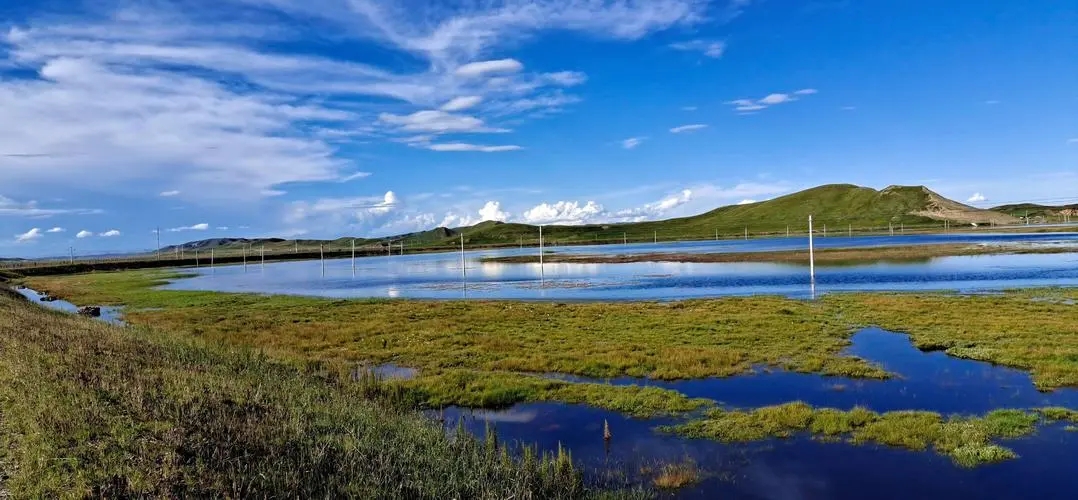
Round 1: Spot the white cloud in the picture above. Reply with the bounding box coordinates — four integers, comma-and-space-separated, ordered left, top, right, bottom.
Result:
15, 227, 43, 242
622, 137, 644, 149
425, 143, 522, 152
76, 230, 93, 238
478, 201, 510, 222
378, 110, 504, 133
725, 88, 816, 114
338, 171, 372, 182
612, 189, 693, 220
455, 59, 524, 77
168, 223, 210, 232
522, 201, 605, 225
0, 194, 101, 217
100, 229, 121, 237
670, 124, 707, 133
669, 39, 725, 58
967, 193, 986, 203
759, 93, 793, 105
160, 190, 181, 197
441, 96, 483, 112
737, 199, 757, 205
542, 71, 587, 86
46, 227, 65, 233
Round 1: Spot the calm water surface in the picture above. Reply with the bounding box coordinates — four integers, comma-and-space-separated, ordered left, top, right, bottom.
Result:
440, 328, 1078, 499
163, 232, 1078, 300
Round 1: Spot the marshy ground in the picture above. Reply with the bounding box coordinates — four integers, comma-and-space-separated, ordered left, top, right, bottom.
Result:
8, 267, 1078, 494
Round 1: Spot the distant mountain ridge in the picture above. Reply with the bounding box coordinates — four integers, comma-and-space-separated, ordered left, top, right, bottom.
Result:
166, 184, 1022, 251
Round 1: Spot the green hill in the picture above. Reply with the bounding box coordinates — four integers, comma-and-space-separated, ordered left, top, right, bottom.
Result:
992, 203, 1077, 221
168, 184, 1020, 252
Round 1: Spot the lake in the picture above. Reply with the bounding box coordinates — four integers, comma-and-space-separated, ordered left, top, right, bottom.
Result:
162, 232, 1078, 300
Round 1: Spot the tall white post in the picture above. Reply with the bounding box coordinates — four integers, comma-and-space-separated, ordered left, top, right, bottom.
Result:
744, 227, 748, 240
210, 249, 214, 270
243, 245, 247, 272
539, 226, 544, 279
295, 240, 298, 253
460, 234, 466, 279
715, 229, 719, 241
69, 246, 74, 264
320, 243, 324, 276
195, 250, 199, 268
351, 239, 356, 274
653, 231, 657, 244
624, 232, 628, 245
808, 215, 816, 282
260, 245, 265, 269
823, 224, 827, 238
400, 242, 404, 256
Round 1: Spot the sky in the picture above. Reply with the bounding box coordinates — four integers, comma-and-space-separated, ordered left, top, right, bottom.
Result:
1, 0, 1076, 257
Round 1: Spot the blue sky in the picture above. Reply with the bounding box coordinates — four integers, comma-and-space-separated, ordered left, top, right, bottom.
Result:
1, 0, 1076, 257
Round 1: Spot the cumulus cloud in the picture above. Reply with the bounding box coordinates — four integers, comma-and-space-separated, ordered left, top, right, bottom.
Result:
478, 201, 510, 222
100, 229, 121, 237
521, 201, 605, 225
622, 137, 644, 149
967, 193, 986, 203
46, 227, 65, 233
15, 228, 43, 242
725, 88, 817, 113
441, 96, 483, 112
670, 124, 707, 133
669, 39, 726, 58
160, 190, 181, 197
76, 230, 93, 238
168, 223, 210, 232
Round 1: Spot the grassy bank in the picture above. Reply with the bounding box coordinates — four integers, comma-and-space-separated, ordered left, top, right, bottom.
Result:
661, 402, 1046, 467
0, 288, 651, 498
481, 243, 1076, 265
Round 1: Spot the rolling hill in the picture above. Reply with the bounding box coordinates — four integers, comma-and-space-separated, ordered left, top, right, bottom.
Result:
168, 184, 1021, 252
992, 203, 1078, 220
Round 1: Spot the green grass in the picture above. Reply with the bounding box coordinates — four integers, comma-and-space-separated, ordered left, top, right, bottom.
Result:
1037, 407, 1078, 423
0, 288, 653, 498
661, 404, 1039, 467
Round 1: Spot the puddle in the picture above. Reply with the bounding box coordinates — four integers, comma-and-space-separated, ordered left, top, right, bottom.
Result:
370, 363, 418, 380
15, 287, 125, 325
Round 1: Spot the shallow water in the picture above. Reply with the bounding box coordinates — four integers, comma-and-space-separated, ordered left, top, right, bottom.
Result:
439, 328, 1078, 498
16, 287, 124, 325
162, 232, 1078, 300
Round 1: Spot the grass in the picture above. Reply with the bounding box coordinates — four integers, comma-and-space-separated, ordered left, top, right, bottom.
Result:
1037, 407, 1078, 423
651, 459, 700, 489
480, 243, 1074, 266
661, 403, 1039, 467
0, 288, 656, 498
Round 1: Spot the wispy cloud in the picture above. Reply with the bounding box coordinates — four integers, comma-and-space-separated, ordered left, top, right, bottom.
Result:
424, 143, 522, 152
46, 227, 65, 233
338, 172, 372, 183
168, 223, 210, 232
455, 59, 524, 77
670, 124, 708, 133
0, 195, 101, 218
15, 227, 43, 243
1068, 138, 1078, 144
725, 89, 818, 113
669, 39, 726, 58
100, 229, 121, 237
440, 96, 483, 112
622, 137, 645, 149
76, 230, 93, 238
160, 190, 181, 197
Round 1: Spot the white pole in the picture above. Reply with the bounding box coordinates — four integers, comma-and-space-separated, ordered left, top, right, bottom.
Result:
210, 249, 214, 270
320, 243, 324, 276
295, 240, 298, 253
653, 231, 657, 244
260, 245, 264, 269
715, 229, 719, 241
624, 232, 628, 245
808, 215, 815, 282
243, 245, 247, 272
823, 224, 827, 238
351, 239, 356, 273
195, 250, 199, 268
889, 223, 894, 237
539, 226, 544, 279
69, 246, 74, 264
460, 234, 466, 279
400, 241, 404, 256
744, 227, 748, 240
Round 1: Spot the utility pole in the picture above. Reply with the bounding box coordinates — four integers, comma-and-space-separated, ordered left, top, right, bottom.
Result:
744, 227, 748, 240
156, 226, 161, 261
320, 243, 324, 276
715, 229, 719, 241
260, 244, 265, 269
351, 239, 356, 274
195, 250, 199, 268
653, 231, 657, 244
460, 233, 466, 279
69, 246, 74, 264
808, 215, 815, 282
539, 226, 544, 280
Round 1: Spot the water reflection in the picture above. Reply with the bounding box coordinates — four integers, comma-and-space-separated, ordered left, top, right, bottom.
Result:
16, 287, 125, 325
164, 233, 1078, 300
